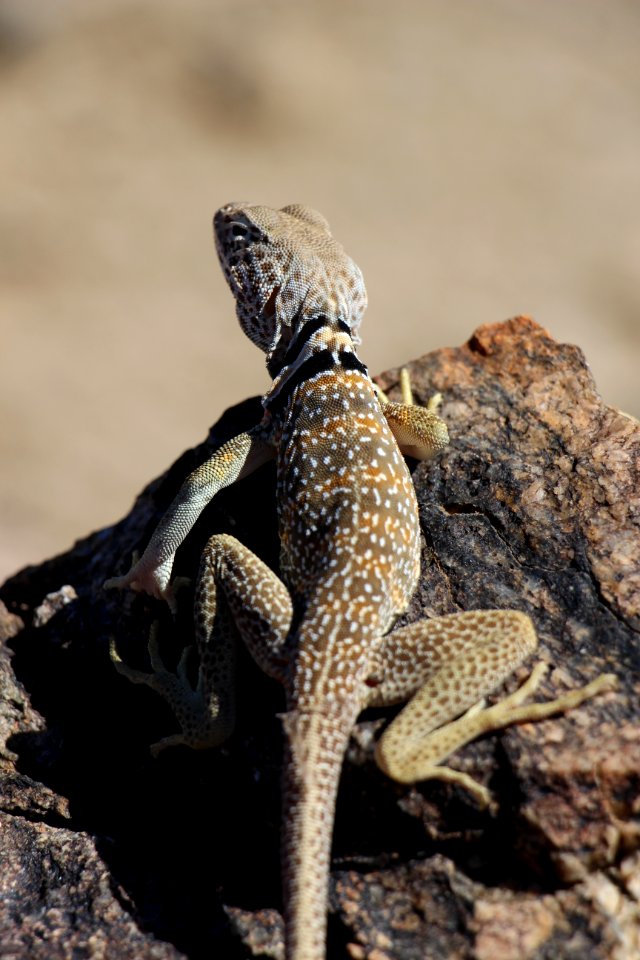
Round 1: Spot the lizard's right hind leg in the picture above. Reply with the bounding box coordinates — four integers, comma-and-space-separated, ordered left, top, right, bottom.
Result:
366, 609, 616, 806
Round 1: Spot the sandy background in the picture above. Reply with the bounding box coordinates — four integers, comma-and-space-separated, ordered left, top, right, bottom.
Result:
1, 0, 639, 582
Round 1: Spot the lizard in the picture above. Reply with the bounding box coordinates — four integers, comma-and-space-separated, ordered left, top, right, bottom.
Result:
105, 202, 617, 960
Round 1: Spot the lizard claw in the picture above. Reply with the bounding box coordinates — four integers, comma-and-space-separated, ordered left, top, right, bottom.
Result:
104, 551, 176, 608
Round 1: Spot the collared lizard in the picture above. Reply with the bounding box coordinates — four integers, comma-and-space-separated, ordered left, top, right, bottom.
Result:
105, 202, 616, 960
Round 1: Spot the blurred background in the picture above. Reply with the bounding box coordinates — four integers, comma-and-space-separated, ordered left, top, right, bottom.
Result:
1, 0, 639, 581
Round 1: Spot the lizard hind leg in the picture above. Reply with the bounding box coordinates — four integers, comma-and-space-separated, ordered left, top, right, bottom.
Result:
367, 609, 616, 807
110, 622, 223, 757
111, 533, 293, 757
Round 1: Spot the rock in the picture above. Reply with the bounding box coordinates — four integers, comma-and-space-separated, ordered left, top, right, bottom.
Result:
1, 317, 638, 959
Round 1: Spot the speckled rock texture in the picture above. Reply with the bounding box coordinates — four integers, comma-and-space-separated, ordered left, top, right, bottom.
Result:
1, 317, 638, 960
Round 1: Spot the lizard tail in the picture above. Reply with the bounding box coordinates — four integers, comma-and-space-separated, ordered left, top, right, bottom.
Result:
280, 706, 358, 960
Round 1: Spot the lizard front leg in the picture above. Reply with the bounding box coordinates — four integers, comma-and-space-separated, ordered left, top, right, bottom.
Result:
104, 421, 275, 606
365, 610, 617, 806
111, 533, 292, 755
376, 367, 449, 460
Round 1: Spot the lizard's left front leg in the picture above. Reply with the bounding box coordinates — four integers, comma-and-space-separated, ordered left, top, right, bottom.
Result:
105, 421, 275, 606
111, 534, 292, 755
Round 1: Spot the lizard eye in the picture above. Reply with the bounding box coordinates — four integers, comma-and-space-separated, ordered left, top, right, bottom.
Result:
225, 219, 267, 247
229, 222, 248, 241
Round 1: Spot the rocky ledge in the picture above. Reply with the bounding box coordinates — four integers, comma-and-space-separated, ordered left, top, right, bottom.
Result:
1, 317, 638, 960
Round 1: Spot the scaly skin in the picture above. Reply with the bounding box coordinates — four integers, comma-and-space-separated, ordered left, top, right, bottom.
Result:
106, 203, 616, 960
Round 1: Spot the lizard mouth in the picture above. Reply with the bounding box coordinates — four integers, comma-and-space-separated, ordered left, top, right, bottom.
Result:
263, 285, 279, 321
266, 292, 297, 378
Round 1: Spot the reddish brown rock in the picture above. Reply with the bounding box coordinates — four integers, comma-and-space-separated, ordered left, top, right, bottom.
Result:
1, 317, 638, 959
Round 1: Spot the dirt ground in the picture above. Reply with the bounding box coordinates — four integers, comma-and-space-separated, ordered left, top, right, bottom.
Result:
2, 0, 639, 581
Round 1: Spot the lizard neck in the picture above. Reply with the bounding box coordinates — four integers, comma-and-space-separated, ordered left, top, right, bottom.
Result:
263, 313, 368, 419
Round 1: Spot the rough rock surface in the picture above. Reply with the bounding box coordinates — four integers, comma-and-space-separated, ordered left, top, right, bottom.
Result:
1, 317, 638, 960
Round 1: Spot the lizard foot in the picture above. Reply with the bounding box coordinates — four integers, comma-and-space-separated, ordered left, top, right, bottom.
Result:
436, 664, 618, 808
473, 662, 618, 729
375, 367, 441, 410
376, 662, 617, 809
374, 367, 449, 460
110, 624, 233, 755
104, 551, 177, 609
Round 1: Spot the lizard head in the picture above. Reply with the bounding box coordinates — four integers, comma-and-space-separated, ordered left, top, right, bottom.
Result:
213, 203, 368, 361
